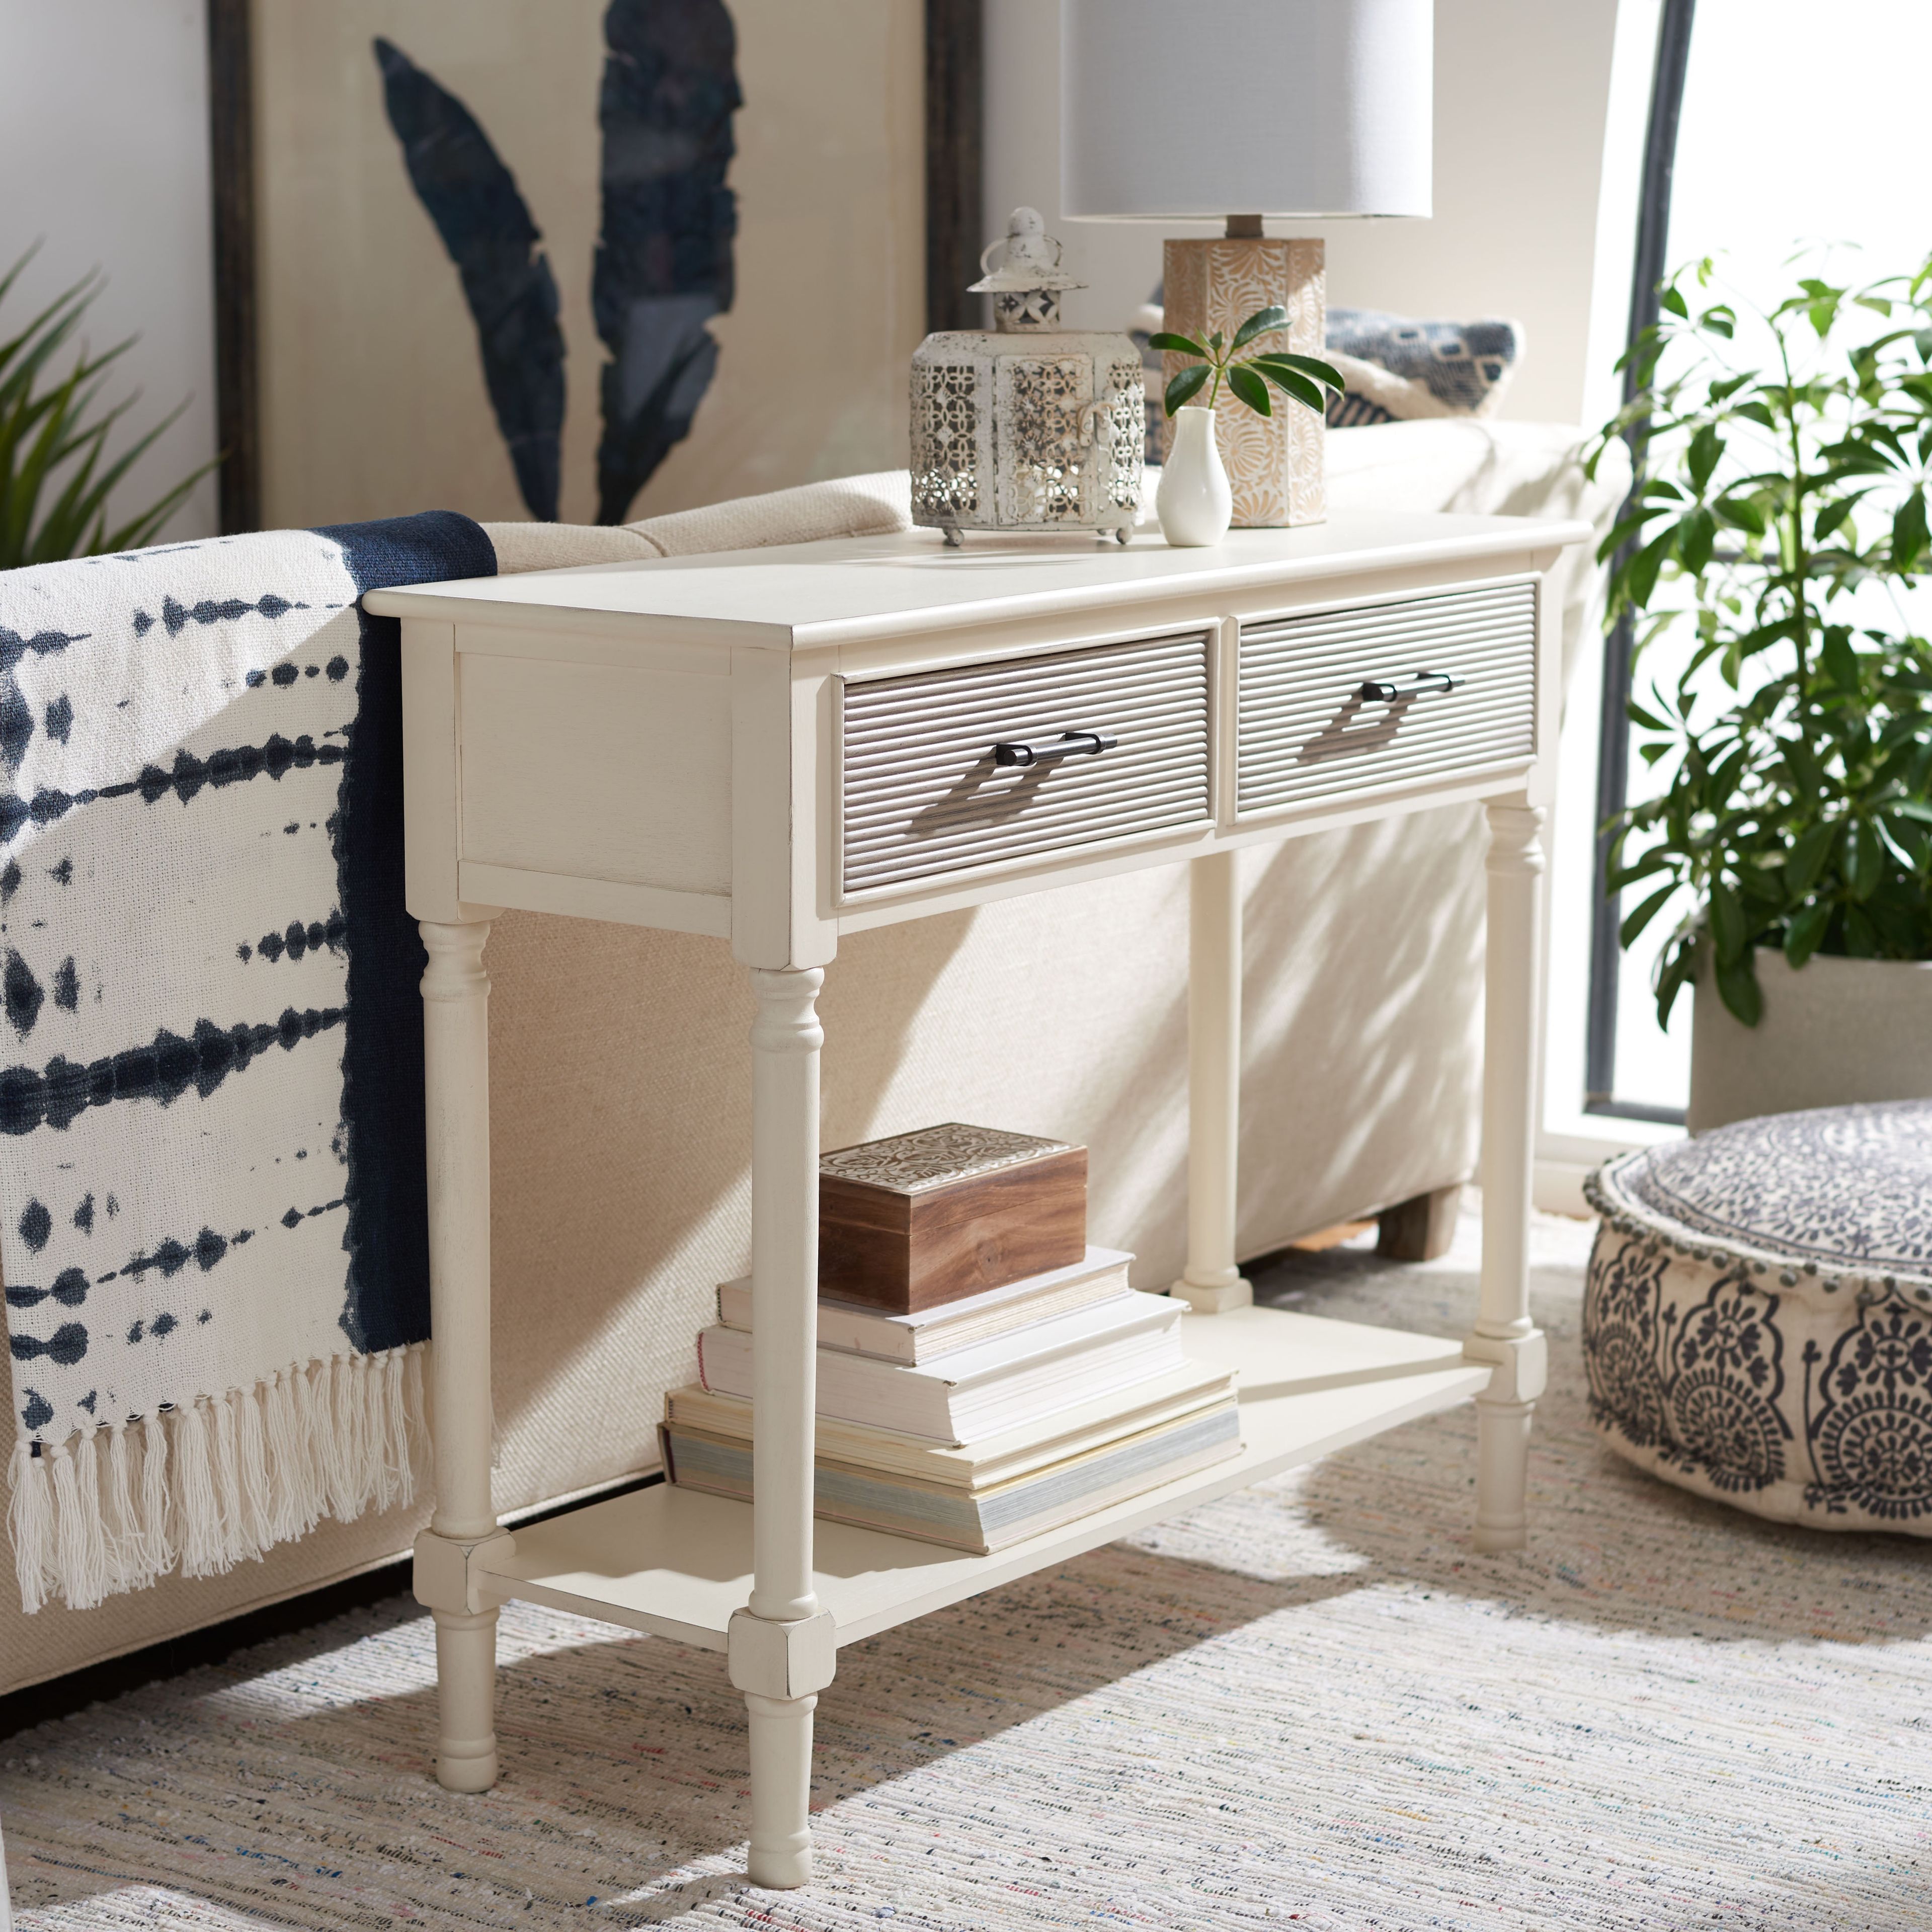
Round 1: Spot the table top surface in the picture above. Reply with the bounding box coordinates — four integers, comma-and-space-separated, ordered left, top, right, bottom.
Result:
364, 511, 1595, 651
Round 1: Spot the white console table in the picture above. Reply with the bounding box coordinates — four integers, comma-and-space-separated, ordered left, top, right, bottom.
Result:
367, 509, 1590, 1888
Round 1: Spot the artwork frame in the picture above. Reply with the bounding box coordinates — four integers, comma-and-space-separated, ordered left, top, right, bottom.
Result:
206, 0, 259, 535
208, 0, 982, 535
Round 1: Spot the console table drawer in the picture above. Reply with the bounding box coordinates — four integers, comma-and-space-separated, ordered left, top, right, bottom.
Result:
840, 631, 1211, 895
1237, 582, 1537, 816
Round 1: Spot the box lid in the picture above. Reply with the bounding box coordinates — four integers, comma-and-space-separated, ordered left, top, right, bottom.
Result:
821, 1123, 1080, 1197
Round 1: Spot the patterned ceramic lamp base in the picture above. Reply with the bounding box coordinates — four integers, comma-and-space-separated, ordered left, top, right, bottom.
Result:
1160, 237, 1326, 528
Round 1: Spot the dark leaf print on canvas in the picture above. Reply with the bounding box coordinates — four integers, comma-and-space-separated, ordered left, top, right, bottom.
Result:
593, 0, 740, 524
374, 38, 567, 521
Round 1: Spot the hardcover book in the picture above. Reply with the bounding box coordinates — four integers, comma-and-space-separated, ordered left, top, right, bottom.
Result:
660, 1395, 1242, 1553
717, 1246, 1134, 1364
665, 1359, 1237, 1489
694, 1289, 1183, 1443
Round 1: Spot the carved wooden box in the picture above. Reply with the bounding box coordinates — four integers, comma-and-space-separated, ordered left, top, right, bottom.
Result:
819, 1123, 1088, 1313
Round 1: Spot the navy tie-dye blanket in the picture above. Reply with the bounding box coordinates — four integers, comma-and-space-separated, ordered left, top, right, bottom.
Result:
1, 512, 496, 1613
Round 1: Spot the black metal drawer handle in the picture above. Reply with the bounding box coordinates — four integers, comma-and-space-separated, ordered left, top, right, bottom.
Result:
1358, 672, 1461, 703
992, 730, 1118, 768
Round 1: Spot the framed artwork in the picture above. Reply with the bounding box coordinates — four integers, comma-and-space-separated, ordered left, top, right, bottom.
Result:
208, 1, 981, 534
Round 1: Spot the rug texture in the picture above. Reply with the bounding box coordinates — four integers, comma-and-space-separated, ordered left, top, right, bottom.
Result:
1, 514, 495, 1614
2, 1205, 1927, 1929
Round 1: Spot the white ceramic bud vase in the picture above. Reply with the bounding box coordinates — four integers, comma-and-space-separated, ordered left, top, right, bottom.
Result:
1158, 405, 1233, 547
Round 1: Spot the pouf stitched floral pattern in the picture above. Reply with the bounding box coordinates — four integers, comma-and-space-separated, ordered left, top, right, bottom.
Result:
1583, 1100, 1932, 1533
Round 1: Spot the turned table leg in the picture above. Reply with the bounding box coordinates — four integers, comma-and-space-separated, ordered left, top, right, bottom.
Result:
415, 916, 506, 1792
1467, 802, 1550, 1552
1171, 850, 1253, 1313
729, 965, 837, 1889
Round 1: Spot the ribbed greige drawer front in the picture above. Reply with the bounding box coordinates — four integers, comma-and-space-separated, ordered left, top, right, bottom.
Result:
1237, 582, 1537, 816
841, 633, 1211, 895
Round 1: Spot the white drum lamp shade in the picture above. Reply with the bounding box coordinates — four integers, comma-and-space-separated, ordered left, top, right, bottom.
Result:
1060, 0, 1431, 530
1060, 0, 1432, 224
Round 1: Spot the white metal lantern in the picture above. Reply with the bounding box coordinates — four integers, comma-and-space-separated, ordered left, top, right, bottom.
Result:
911, 207, 1145, 545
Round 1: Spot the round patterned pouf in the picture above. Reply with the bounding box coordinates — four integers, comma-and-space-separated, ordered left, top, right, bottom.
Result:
1583, 1100, 1932, 1533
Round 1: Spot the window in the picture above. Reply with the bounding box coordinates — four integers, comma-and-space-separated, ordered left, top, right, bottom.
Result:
1570, 0, 1932, 1124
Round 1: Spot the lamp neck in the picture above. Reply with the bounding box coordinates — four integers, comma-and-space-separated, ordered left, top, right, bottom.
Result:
1224, 214, 1264, 240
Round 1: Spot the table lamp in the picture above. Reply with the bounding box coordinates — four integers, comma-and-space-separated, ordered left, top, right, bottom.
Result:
1060, 0, 1432, 528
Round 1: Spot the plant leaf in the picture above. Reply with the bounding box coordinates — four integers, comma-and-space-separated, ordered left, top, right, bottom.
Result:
1821, 627, 1860, 690
1620, 881, 1677, 948
1783, 899, 1832, 969
1687, 423, 1724, 495
1625, 526, 1677, 609
1708, 876, 1748, 964
1608, 847, 1673, 892
1784, 820, 1836, 893
1148, 331, 1210, 360
1226, 363, 1271, 417
1678, 504, 1717, 576
1894, 488, 1929, 573
1163, 364, 1210, 417
1254, 363, 1326, 412
1813, 494, 1860, 540
1249, 352, 1346, 391
1657, 939, 1697, 1027
1715, 951, 1764, 1026
1230, 305, 1287, 351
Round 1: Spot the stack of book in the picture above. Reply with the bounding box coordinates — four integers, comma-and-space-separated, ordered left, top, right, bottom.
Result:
661, 1124, 1240, 1553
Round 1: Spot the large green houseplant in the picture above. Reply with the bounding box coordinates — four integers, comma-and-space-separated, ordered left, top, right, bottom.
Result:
1588, 256, 1932, 1051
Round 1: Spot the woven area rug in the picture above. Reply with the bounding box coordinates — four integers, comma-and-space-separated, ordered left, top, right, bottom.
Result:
4, 1204, 1928, 1929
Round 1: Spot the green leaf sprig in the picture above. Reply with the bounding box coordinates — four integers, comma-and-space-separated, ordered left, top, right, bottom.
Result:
1587, 252, 1932, 1028
1150, 305, 1343, 422
0, 245, 216, 569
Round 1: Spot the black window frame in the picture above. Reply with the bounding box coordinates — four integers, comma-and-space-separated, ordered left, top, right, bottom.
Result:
1583, 0, 1699, 1126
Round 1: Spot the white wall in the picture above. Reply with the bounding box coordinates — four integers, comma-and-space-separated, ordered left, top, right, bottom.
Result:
0, 1, 219, 547
988, 0, 1622, 428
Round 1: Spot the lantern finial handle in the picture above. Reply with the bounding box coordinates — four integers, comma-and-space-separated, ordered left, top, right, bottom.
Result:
970, 207, 1082, 294
979, 207, 1062, 280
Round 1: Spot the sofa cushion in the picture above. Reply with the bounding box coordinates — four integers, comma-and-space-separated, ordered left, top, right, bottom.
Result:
482, 470, 911, 575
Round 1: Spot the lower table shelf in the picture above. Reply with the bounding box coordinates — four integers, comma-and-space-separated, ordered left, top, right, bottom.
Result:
477, 1307, 1490, 1653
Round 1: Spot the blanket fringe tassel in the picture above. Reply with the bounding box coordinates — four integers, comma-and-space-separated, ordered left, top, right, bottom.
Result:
8, 1342, 429, 1615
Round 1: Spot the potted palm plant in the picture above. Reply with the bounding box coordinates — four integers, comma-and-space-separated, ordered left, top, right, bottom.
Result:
1589, 255, 1932, 1130
1148, 308, 1340, 545
0, 248, 212, 566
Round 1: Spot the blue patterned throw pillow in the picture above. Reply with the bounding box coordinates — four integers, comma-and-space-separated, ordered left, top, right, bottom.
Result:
1133, 290, 1522, 453
1322, 308, 1523, 426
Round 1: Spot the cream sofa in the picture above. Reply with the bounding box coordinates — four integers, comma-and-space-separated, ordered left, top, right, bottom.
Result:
2, 419, 1627, 1694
